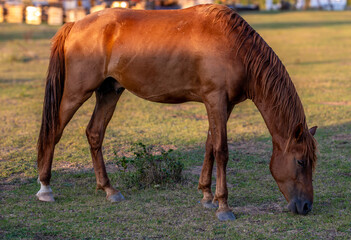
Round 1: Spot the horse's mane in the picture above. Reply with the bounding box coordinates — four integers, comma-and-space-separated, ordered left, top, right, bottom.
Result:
200, 5, 317, 170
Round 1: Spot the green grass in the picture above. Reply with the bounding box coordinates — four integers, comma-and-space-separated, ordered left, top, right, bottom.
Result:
1, 10, 351, 239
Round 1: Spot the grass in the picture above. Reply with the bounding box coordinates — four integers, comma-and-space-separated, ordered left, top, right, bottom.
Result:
0, 10, 351, 239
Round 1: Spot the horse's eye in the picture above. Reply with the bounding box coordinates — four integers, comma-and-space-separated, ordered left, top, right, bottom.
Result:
297, 159, 305, 167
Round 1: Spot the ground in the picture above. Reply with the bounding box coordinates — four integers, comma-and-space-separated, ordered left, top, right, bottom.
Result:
0, 10, 350, 239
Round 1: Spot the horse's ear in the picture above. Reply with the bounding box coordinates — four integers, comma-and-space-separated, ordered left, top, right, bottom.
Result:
309, 126, 317, 136
293, 123, 304, 142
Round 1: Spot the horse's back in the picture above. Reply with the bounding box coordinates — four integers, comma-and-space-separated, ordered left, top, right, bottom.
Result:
64, 5, 242, 103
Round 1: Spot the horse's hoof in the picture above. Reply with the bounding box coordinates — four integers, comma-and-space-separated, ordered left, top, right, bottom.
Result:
201, 200, 218, 209
36, 192, 55, 202
216, 210, 236, 221
108, 192, 125, 202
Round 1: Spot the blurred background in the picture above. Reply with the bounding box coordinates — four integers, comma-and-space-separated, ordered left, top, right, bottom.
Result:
0, 0, 350, 26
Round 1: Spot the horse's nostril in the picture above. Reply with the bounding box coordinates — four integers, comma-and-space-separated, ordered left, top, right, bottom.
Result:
303, 201, 312, 214
303, 203, 309, 211
288, 199, 312, 215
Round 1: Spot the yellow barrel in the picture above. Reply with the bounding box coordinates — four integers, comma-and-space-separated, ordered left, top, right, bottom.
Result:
0, 6, 4, 23
48, 7, 63, 25
5, 4, 24, 24
25, 6, 42, 25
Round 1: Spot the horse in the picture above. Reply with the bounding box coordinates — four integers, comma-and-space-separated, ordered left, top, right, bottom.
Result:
36, 4, 318, 221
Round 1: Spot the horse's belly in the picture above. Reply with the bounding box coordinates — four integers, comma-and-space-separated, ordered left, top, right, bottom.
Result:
117, 74, 202, 103
108, 51, 202, 103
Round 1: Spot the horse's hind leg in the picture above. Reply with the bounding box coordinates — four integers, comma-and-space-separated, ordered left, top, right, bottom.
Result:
86, 78, 125, 202
37, 90, 93, 202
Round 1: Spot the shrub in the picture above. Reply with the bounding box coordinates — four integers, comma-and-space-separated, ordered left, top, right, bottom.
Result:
113, 143, 184, 189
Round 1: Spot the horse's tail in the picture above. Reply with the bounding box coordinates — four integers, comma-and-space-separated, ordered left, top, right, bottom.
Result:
38, 22, 74, 160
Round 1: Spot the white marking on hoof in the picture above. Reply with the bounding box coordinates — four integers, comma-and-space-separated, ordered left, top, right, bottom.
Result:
36, 181, 55, 202
108, 192, 125, 202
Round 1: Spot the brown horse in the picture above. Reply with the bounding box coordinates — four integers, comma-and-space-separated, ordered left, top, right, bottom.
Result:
36, 4, 318, 221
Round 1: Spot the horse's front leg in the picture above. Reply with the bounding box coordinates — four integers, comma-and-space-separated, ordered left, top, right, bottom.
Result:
203, 94, 235, 221
199, 103, 235, 210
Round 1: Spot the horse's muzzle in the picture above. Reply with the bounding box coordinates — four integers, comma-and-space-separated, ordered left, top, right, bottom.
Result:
288, 198, 312, 215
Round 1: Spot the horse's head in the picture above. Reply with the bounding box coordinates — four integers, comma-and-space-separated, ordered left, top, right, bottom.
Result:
270, 123, 317, 215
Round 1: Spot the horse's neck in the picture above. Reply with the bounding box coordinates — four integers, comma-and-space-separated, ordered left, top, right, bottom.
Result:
250, 78, 305, 151
254, 99, 287, 149
233, 21, 307, 150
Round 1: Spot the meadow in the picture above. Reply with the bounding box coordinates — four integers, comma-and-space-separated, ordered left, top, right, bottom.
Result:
0, 10, 350, 239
